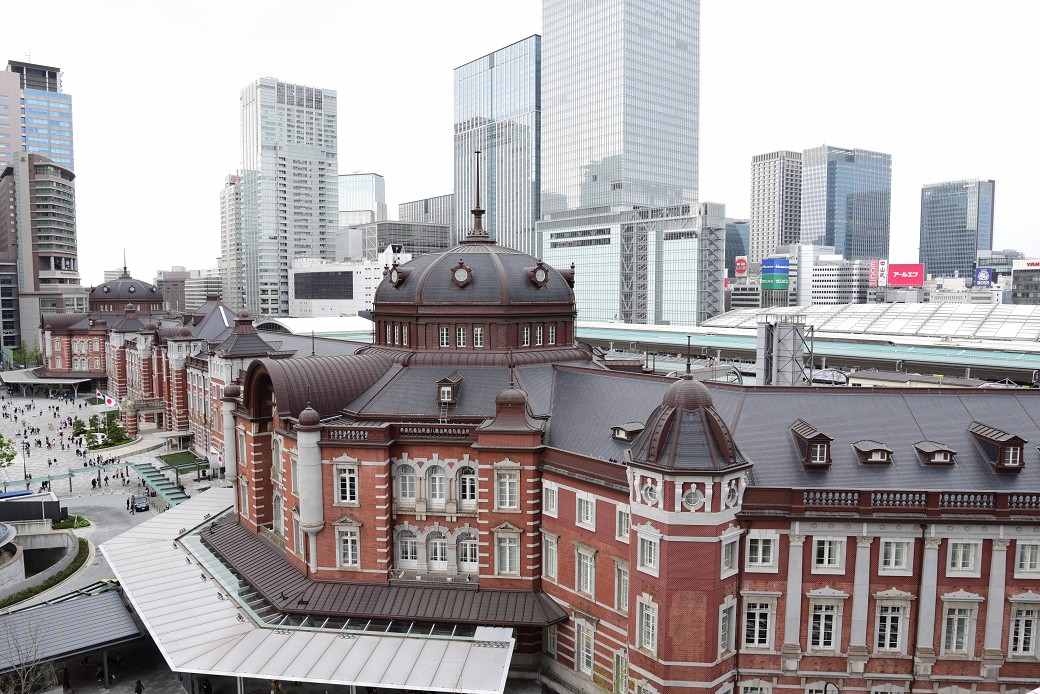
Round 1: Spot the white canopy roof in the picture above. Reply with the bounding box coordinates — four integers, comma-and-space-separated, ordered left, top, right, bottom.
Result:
101, 489, 515, 694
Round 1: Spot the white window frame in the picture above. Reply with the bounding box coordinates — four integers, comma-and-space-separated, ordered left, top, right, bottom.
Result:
545, 625, 557, 656
808, 600, 841, 652
335, 464, 359, 505
543, 480, 558, 518
542, 533, 558, 581
535, 325, 543, 345
458, 532, 479, 572
611, 652, 627, 694
397, 530, 418, 568
812, 537, 846, 575
740, 683, 770, 694
576, 546, 596, 596
1009, 604, 1038, 657
428, 465, 447, 509
1015, 542, 1040, 579
548, 324, 556, 345
393, 324, 399, 345
947, 540, 982, 578
745, 531, 778, 572
459, 466, 478, 510
576, 491, 596, 530
521, 326, 530, 346
719, 597, 737, 656
742, 595, 776, 650
1005, 446, 1023, 467
810, 442, 828, 463
575, 620, 595, 675
941, 602, 978, 655
637, 595, 658, 655
402, 324, 408, 346
637, 533, 660, 577
874, 601, 909, 654
337, 526, 360, 568
396, 464, 416, 505
439, 326, 450, 348
427, 533, 448, 570
615, 504, 630, 543
456, 326, 466, 347
473, 326, 484, 348
495, 531, 520, 576
495, 469, 520, 510
721, 537, 739, 578
615, 562, 629, 613
879, 539, 914, 576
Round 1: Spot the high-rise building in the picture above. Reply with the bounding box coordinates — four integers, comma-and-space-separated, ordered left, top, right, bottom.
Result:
399, 194, 453, 227
454, 35, 541, 253
235, 78, 338, 316
2, 61, 74, 170
540, 0, 699, 214
725, 218, 749, 277
354, 220, 451, 262
339, 173, 386, 227
919, 179, 995, 279
801, 145, 891, 261
748, 150, 801, 263
219, 174, 244, 311
0, 153, 84, 348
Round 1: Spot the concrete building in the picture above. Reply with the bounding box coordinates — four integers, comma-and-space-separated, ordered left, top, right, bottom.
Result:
338, 173, 386, 227
0, 61, 74, 170
288, 246, 412, 318
0, 153, 85, 350
184, 269, 222, 310
540, 203, 725, 325
919, 179, 996, 279
233, 78, 338, 316
454, 36, 541, 253
748, 150, 801, 263
781, 244, 870, 306
155, 266, 190, 312
399, 194, 453, 227
1011, 258, 1040, 305
354, 220, 451, 261
801, 145, 891, 260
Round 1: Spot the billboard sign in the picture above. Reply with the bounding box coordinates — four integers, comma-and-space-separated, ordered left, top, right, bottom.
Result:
869, 259, 890, 287
974, 267, 995, 287
886, 263, 925, 287
735, 256, 748, 277
761, 258, 790, 290
1013, 259, 1040, 270
869, 259, 879, 287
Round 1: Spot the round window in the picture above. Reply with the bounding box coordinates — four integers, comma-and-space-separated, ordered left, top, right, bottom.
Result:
682, 487, 704, 511
641, 482, 658, 505
725, 484, 739, 507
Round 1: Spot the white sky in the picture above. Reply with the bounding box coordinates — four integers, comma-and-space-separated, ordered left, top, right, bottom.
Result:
2, 1, 1037, 285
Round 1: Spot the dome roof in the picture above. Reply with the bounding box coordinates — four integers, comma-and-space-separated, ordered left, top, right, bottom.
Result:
298, 405, 321, 427
663, 379, 713, 411
223, 384, 241, 400
91, 270, 160, 302
374, 242, 574, 307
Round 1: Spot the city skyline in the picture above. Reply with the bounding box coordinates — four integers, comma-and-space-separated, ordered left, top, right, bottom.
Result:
0, 1, 1036, 284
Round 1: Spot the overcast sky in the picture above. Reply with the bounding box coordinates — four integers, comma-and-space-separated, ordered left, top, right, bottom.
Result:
2, 1, 1037, 284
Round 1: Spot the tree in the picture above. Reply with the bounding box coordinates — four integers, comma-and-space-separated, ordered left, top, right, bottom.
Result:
0, 435, 14, 469
9, 344, 42, 369
0, 618, 53, 694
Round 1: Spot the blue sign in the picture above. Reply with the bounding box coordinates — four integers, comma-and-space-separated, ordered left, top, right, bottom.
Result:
761, 258, 790, 290
974, 267, 995, 287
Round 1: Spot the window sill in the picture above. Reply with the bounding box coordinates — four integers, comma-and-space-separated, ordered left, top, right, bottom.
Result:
745, 564, 779, 573
811, 565, 845, 575
333, 501, 360, 508
878, 568, 913, 577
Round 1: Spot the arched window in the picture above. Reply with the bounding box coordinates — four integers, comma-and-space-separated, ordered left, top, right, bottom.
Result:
428, 465, 446, 509
397, 530, 418, 568
428, 532, 448, 571
458, 532, 479, 572
459, 467, 477, 510
397, 465, 416, 505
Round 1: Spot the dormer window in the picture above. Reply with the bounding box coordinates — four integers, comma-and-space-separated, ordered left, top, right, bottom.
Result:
932, 451, 951, 464
969, 421, 1026, 473
435, 372, 464, 407
612, 422, 645, 442
439, 386, 453, 403
913, 441, 956, 466
792, 419, 833, 469
852, 441, 893, 465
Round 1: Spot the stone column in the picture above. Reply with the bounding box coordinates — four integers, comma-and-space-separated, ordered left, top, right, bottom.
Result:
781, 533, 805, 672
981, 538, 1010, 678
848, 536, 874, 673
914, 536, 941, 677
221, 386, 240, 512
296, 408, 325, 575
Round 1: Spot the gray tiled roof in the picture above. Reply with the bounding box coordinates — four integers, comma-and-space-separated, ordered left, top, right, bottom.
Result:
355, 366, 515, 418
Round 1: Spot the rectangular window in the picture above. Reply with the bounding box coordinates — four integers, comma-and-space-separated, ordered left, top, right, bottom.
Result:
577, 549, 596, 595
393, 324, 399, 345
747, 538, 774, 567
943, 606, 972, 653
876, 605, 902, 651
535, 325, 543, 345
496, 470, 519, 509
545, 625, 557, 656
1005, 446, 1022, 466
1018, 543, 1040, 574
881, 540, 910, 572
576, 622, 594, 675
577, 493, 595, 529
439, 326, 449, 348
639, 536, 658, 573
338, 529, 360, 568
473, 326, 484, 347
1011, 607, 1037, 656
639, 600, 658, 653
722, 539, 738, 576
814, 538, 843, 570
543, 535, 558, 581
810, 604, 837, 650
336, 466, 358, 504
616, 504, 630, 542
548, 324, 556, 345
386, 324, 391, 343
399, 534, 417, 562
720, 603, 736, 655
612, 653, 627, 694
543, 481, 558, 517
615, 564, 629, 612
810, 442, 828, 463
948, 541, 977, 574
402, 324, 408, 346
497, 535, 519, 575
522, 326, 530, 346
744, 601, 772, 648
456, 326, 466, 347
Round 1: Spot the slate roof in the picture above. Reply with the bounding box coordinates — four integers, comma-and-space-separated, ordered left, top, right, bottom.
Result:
256, 354, 394, 420
352, 366, 514, 419
203, 518, 566, 627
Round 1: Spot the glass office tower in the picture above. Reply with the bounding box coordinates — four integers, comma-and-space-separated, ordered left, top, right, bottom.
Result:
339, 173, 387, 227
2, 61, 74, 170
801, 145, 891, 261
237, 78, 338, 316
919, 179, 995, 279
454, 35, 541, 254
540, 0, 699, 214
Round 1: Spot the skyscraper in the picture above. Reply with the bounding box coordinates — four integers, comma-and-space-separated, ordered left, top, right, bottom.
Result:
2, 61, 74, 169
339, 173, 386, 227
236, 78, 338, 316
540, 0, 699, 214
454, 35, 541, 253
399, 194, 453, 227
919, 179, 995, 279
748, 150, 801, 264
220, 174, 244, 311
801, 145, 891, 261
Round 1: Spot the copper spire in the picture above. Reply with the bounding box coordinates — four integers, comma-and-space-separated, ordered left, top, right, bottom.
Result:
462, 150, 492, 243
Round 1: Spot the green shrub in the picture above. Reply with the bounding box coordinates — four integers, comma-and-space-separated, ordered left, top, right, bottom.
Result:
0, 538, 90, 609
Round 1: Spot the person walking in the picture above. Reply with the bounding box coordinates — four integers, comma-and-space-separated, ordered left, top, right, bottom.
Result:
126, 498, 130, 510
134, 681, 145, 694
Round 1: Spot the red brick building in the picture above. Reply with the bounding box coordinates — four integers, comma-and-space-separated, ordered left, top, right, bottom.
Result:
206, 225, 1040, 694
